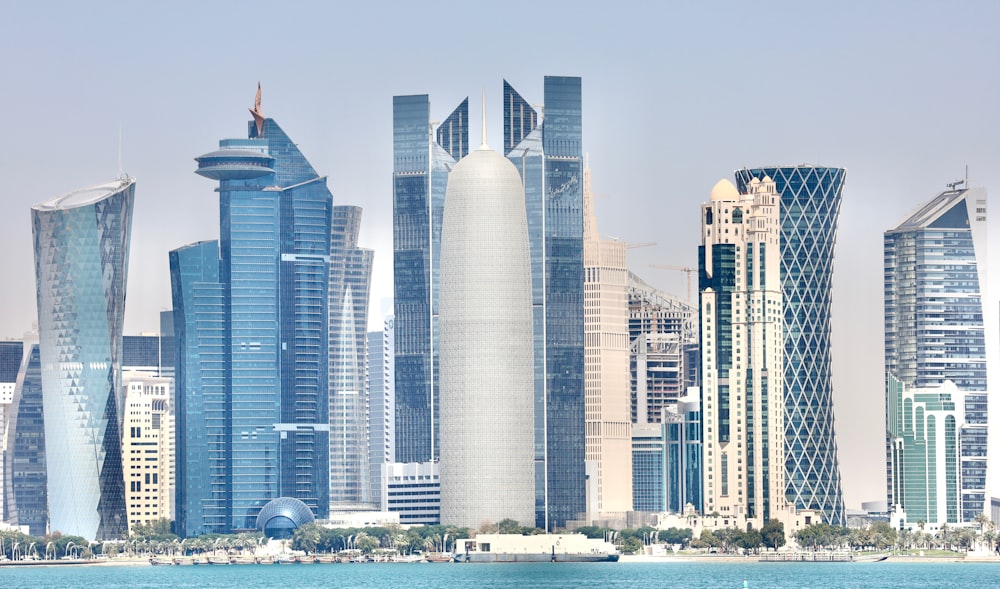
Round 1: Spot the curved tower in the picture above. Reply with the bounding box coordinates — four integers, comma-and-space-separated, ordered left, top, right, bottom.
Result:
32, 177, 135, 540
735, 166, 846, 526
439, 133, 535, 528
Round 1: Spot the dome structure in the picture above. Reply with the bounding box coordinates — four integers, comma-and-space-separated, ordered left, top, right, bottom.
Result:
709, 178, 739, 202
255, 497, 315, 539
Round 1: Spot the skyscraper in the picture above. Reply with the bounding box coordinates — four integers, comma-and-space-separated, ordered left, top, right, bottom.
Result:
735, 166, 846, 526
885, 184, 988, 526
32, 177, 135, 539
170, 240, 225, 537
367, 317, 395, 511
177, 89, 333, 532
2, 336, 48, 537
392, 95, 468, 465
582, 161, 632, 518
328, 205, 374, 511
438, 119, 535, 528
699, 177, 792, 527
505, 77, 586, 529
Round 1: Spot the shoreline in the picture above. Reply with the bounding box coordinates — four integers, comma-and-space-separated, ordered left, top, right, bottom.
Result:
3, 553, 998, 568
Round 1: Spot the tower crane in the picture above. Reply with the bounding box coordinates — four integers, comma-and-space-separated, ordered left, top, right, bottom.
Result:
649, 264, 694, 303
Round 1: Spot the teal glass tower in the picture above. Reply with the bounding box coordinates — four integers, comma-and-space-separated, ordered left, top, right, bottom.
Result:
392, 95, 468, 465
884, 185, 988, 525
32, 177, 135, 540
735, 166, 846, 526
177, 91, 333, 533
505, 77, 586, 529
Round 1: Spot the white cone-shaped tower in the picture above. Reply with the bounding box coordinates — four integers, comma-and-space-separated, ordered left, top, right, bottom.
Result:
439, 110, 535, 528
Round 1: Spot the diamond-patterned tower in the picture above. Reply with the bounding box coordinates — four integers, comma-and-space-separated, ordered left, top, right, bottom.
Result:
735, 166, 846, 526
32, 177, 135, 540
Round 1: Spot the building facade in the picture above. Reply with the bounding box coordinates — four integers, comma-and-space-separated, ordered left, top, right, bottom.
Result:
885, 185, 988, 526
122, 373, 174, 532
392, 95, 468, 465
32, 177, 134, 540
382, 461, 440, 525
438, 134, 535, 528
367, 318, 395, 512
628, 273, 699, 424
170, 240, 225, 537
2, 337, 48, 537
504, 77, 587, 529
700, 176, 792, 528
735, 166, 847, 526
328, 205, 375, 511
177, 93, 334, 533
582, 162, 633, 519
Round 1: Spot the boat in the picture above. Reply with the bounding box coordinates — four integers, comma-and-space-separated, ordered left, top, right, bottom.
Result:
453, 533, 620, 563
424, 552, 453, 563
150, 556, 174, 566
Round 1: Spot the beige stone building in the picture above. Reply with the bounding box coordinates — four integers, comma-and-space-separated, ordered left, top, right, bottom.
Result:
122, 372, 174, 532
582, 162, 633, 520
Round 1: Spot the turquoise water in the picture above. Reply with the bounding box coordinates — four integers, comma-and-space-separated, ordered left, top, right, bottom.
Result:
1, 561, 997, 589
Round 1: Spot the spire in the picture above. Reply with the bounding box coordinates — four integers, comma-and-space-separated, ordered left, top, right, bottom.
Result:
479, 89, 488, 150
249, 81, 265, 137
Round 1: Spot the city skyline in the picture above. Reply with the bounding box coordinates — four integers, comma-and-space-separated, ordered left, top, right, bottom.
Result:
2, 1, 999, 510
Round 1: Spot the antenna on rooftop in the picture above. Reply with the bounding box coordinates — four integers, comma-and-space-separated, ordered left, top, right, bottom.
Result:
117, 124, 125, 179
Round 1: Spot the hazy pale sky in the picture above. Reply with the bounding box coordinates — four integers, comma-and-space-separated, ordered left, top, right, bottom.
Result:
2, 0, 998, 510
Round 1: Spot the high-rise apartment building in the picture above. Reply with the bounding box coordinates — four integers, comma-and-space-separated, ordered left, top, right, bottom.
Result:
735, 166, 847, 526
122, 373, 174, 532
175, 90, 333, 533
32, 177, 134, 540
1, 336, 47, 536
700, 177, 792, 527
504, 77, 587, 529
329, 206, 374, 511
885, 184, 988, 526
438, 126, 535, 528
631, 391, 701, 514
367, 318, 395, 511
582, 162, 632, 519
392, 95, 468, 465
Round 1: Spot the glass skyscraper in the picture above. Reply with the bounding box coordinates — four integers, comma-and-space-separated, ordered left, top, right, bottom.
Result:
170, 240, 225, 537
32, 177, 134, 540
2, 338, 48, 537
735, 166, 846, 526
177, 99, 333, 533
884, 185, 988, 525
392, 95, 467, 464
505, 77, 586, 529
329, 205, 374, 510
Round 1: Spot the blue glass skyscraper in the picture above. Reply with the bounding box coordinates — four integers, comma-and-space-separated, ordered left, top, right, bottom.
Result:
735, 166, 846, 526
2, 338, 48, 537
170, 240, 226, 537
505, 77, 586, 529
32, 177, 134, 540
392, 95, 467, 464
177, 93, 333, 533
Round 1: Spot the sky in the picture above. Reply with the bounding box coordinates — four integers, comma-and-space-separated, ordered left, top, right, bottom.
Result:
2, 0, 998, 511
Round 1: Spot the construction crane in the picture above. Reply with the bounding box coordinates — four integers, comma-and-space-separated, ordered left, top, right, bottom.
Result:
649, 264, 695, 303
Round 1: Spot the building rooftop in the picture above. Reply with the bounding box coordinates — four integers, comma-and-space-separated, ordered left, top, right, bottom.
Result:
32, 177, 134, 211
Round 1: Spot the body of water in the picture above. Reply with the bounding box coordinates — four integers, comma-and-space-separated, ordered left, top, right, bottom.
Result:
1, 560, 997, 589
